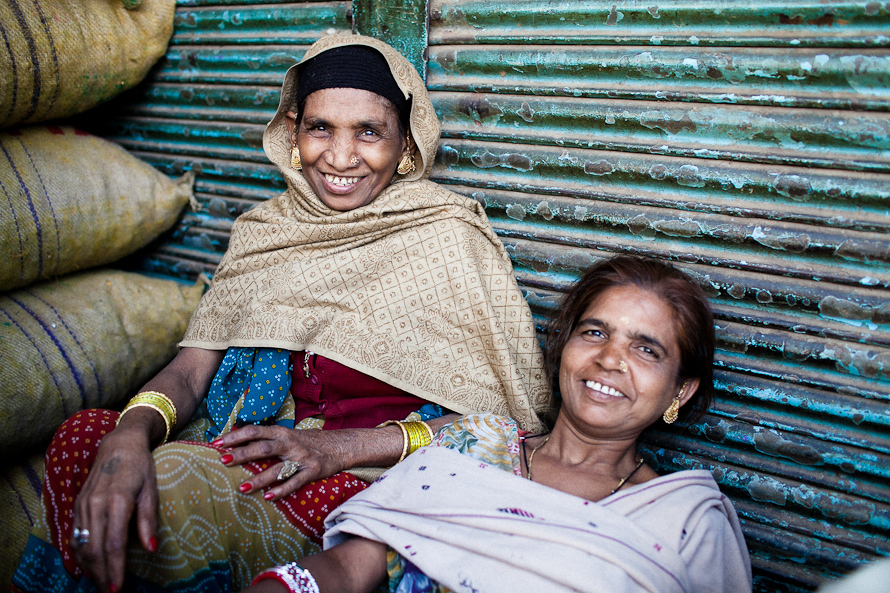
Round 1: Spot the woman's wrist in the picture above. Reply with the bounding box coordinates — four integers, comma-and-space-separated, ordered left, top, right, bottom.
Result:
113, 405, 168, 448
252, 562, 320, 593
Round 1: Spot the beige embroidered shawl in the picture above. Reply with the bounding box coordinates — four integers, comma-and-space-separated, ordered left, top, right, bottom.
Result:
180, 34, 553, 431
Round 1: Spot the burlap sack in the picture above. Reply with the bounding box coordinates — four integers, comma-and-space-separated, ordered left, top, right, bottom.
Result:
0, 269, 204, 454
0, 452, 44, 591
0, 0, 176, 129
0, 125, 193, 292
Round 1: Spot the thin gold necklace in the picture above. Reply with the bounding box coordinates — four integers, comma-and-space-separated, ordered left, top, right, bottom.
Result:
525, 436, 646, 494
525, 435, 550, 481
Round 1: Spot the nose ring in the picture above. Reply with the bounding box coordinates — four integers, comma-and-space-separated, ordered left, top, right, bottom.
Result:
350, 157, 359, 166
618, 360, 628, 373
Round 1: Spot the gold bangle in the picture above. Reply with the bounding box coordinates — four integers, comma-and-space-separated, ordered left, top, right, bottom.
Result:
419, 420, 435, 442
382, 421, 409, 463
118, 391, 177, 444
404, 421, 433, 454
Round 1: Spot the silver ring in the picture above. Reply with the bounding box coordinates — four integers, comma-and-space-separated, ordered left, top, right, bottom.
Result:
276, 460, 302, 481
72, 527, 90, 547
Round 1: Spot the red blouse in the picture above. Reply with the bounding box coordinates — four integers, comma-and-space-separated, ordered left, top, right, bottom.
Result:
290, 351, 428, 430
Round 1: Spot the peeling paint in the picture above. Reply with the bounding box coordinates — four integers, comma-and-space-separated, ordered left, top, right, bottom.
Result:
819, 296, 873, 322
471, 150, 533, 171
606, 5, 624, 26
505, 204, 525, 221
648, 164, 667, 180
748, 476, 787, 506
835, 239, 890, 264
751, 227, 811, 253
583, 159, 615, 175
754, 430, 824, 465
677, 164, 705, 188
517, 101, 535, 123
536, 201, 554, 221
773, 174, 812, 201
728, 284, 746, 299
652, 218, 703, 238
703, 419, 728, 442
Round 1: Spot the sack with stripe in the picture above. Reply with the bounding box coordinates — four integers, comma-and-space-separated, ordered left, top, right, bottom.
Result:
0, 452, 44, 590
0, 125, 192, 292
0, 269, 204, 454
0, 0, 175, 129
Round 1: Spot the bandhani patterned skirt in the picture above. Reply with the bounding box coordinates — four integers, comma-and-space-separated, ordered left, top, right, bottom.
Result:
11, 409, 367, 593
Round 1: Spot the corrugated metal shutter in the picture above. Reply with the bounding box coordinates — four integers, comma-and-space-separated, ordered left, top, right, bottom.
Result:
424, 2, 889, 591
84, 1, 888, 591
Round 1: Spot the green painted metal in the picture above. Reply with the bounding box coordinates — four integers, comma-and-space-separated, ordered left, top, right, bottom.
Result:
353, 0, 428, 79
171, 3, 349, 44
433, 92, 890, 173
421, 2, 890, 590
427, 45, 890, 110
428, 0, 890, 47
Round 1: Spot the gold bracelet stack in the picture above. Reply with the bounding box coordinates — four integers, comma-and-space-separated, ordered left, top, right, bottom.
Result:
382, 420, 435, 463
117, 391, 178, 444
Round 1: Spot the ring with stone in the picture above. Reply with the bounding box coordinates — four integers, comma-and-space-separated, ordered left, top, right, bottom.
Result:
72, 527, 90, 547
276, 460, 302, 481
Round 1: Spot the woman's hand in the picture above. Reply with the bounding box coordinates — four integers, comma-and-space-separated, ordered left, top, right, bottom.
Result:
69, 420, 157, 593
214, 425, 357, 500
68, 347, 223, 592
214, 414, 459, 501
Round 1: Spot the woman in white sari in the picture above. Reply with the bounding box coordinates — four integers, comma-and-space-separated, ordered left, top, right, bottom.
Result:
245, 255, 752, 593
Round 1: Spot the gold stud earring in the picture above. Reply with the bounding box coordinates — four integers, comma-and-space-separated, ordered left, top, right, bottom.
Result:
618, 360, 628, 373
397, 132, 416, 175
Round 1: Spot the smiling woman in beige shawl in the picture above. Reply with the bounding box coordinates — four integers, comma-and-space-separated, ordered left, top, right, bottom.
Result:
12, 34, 552, 593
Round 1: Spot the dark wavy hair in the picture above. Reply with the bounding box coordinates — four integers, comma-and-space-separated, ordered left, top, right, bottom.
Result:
544, 255, 715, 424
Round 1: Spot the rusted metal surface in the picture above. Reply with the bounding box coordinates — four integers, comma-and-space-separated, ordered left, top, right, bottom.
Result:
171, 2, 349, 44
428, 0, 890, 48
421, 2, 890, 590
432, 143, 890, 255
81, 0, 890, 590
434, 92, 890, 173
427, 45, 890, 111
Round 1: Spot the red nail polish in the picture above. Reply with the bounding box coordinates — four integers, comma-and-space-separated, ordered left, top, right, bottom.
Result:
149, 536, 158, 552
220, 454, 233, 464
264, 492, 274, 500
211, 439, 225, 447
239, 482, 252, 493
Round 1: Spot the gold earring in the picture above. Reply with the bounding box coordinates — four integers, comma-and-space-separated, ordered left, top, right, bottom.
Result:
662, 397, 680, 424
618, 360, 628, 373
291, 145, 302, 170
663, 380, 688, 424
397, 153, 416, 175
397, 132, 416, 175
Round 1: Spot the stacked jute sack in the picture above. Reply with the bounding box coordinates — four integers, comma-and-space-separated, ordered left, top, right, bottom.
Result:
0, 0, 201, 587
